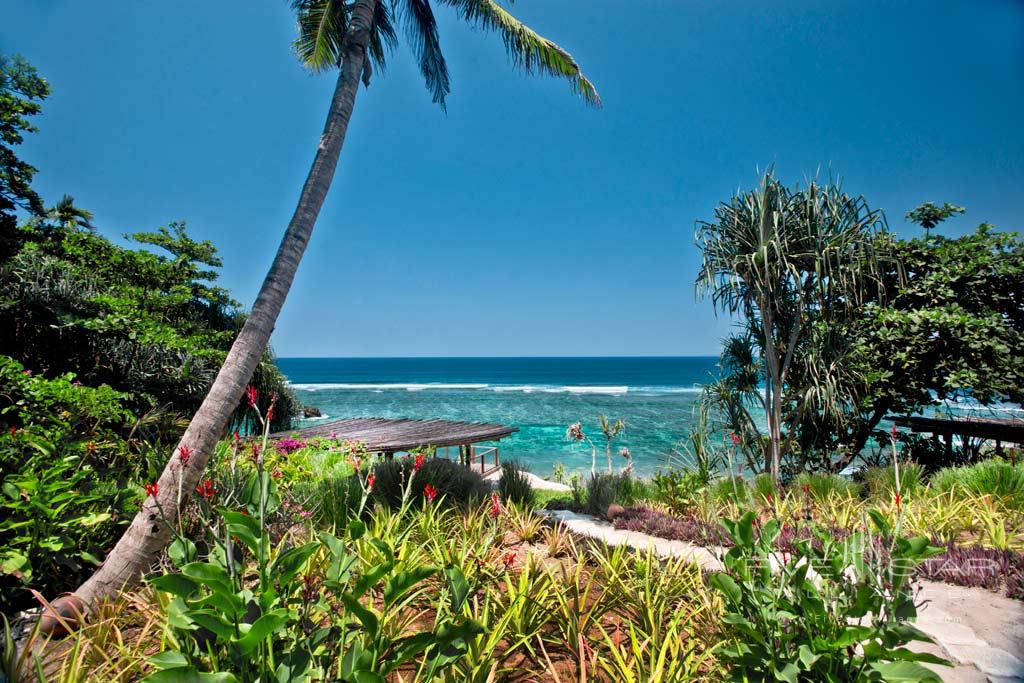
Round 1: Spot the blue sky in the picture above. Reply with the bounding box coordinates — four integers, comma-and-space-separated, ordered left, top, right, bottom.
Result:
3, 0, 1023, 357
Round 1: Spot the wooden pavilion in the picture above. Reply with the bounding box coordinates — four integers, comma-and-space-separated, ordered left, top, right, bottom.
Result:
890, 415, 1024, 459
271, 417, 518, 475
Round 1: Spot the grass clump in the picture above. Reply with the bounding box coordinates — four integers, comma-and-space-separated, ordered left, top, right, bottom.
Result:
863, 462, 925, 498
930, 458, 1024, 507
792, 471, 858, 501
498, 460, 534, 506
584, 472, 646, 516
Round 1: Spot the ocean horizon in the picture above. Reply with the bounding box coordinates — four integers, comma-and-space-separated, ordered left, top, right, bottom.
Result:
278, 356, 720, 477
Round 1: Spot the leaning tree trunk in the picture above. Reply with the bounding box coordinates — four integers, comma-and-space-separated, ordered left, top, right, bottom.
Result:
59, 0, 379, 616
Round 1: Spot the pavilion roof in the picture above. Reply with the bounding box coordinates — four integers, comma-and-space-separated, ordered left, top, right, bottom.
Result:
271, 416, 518, 453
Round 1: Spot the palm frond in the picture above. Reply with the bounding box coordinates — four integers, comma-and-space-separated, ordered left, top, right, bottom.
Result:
368, 0, 398, 76
399, 0, 451, 108
291, 0, 349, 72
440, 0, 601, 106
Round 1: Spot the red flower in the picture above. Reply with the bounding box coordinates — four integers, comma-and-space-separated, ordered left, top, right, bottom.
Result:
266, 404, 275, 422
730, 432, 741, 447
894, 493, 903, 511
423, 484, 438, 503
367, 473, 376, 491
414, 453, 426, 472
195, 479, 217, 500
145, 483, 159, 497
272, 468, 283, 479
178, 444, 194, 468
8, 426, 16, 437
891, 424, 898, 439
501, 551, 516, 569
764, 493, 774, 505
801, 484, 811, 496
86, 441, 96, 453
245, 385, 258, 408
489, 492, 502, 518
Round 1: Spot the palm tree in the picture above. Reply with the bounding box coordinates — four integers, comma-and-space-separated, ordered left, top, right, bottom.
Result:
57, 0, 598, 619
696, 171, 886, 480
598, 414, 624, 473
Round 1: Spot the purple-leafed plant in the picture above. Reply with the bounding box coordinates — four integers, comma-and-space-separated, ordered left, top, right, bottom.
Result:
274, 437, 306, 455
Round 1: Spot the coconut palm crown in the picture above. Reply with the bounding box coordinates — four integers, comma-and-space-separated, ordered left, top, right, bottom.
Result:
291, 0, 601, 109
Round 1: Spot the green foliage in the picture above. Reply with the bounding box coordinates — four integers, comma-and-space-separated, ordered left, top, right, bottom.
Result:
0, 357, 137, 612
497, 460, 534, 506
0, 54, 49, 258
0, 219, 298, 431
371, 455, 487, 509
711, 511, 947, 681
294, 473, 364, 531
146, 429, 482, 681
837, 222, 1024, 466
652, 469, 707, 515
583, 472, 647, 516
906, 202, 964, 236
864, 462, 925, 499
929, 459, 1024, 508
710, 476, 749, 505
792, 472, 858, 502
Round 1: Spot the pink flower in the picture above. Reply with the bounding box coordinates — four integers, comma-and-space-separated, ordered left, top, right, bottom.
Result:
145, 483, 159, 497
424, 484, 438, 503
178, 444, 194, 468
300, 509, 312, 519
245, 385, 258, 408
730, 432, 741, 447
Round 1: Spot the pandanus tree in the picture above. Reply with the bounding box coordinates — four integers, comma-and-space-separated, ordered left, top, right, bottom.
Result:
53, 0, 598, 622
696, 171, 888, 480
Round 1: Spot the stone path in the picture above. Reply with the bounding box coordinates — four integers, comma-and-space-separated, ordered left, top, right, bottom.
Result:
541, 509, 1024, 682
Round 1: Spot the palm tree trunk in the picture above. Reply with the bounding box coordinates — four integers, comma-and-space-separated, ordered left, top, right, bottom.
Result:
66, 0, 379, 613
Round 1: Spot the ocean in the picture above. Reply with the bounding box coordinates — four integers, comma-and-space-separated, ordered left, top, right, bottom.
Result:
278, 357, 719, 477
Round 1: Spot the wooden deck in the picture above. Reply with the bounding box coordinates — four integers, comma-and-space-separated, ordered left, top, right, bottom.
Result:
890, 414, 1024, 458
272, 416, 518, 457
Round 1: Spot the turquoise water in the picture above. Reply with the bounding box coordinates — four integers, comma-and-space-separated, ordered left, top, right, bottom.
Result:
278, 357, 718, 477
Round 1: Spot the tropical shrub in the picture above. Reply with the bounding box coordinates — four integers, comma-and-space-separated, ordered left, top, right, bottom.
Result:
371, 455, 487, 509
710, 511, 948, 681
497, 460, 534, 506
0, 358, 138, 612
